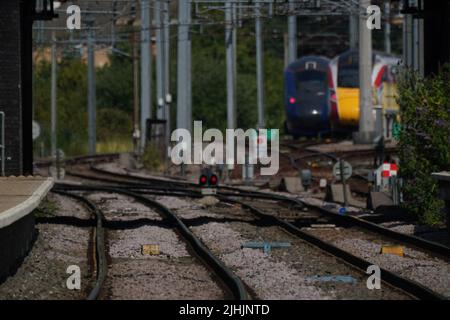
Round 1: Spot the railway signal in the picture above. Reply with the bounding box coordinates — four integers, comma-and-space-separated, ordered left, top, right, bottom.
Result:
199, 173, 218, 187
200, 168, 218, 195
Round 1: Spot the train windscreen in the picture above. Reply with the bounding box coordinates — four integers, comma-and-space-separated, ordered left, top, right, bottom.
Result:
296, 71, 327, 100
337, 65, 359, 88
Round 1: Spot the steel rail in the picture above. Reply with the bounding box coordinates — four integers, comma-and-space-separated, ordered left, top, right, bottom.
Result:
52, 190, 107, 300
53, 184, 249, 300
218, 196, 445, 300
56, 182, 445, 300
34, 152, 120, 167
56, 180, 448, 300
81, 166, 450, 259
220, 190, 450, 259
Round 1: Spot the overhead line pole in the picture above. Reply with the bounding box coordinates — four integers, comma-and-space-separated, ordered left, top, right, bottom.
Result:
163, 0, 171, 142
354, 0, 375, 144
225, 0, 236, 131
255, 1, 265, 128
51, 32, 57, 172
87, 17, 97, 155
176, 0, 192, 132
140, 0, 152, 153
133, 31, 140, 154
403, 9, 413, 67
232, 2, 238, 128
287, 0, 297, 64
155, 0, 166, 123
349, 13, 359, 49
384, 1, 391, 54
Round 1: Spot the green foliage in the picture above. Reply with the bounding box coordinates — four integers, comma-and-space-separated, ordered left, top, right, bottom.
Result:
97, 50, 134, 114
190, 20, 285, 132
35, 197, 58, 218
97, 108, 132, 141
33, 48, 133, 157
34, 57, 89, 155
396, 66, 450, 225
141, 143, 163, 171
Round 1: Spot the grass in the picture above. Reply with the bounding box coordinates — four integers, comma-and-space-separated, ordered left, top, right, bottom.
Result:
96, 138, 133, 154
141, 143, 164, 171
34, 197, 58, 218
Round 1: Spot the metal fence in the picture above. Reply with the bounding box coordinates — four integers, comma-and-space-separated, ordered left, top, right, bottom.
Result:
0, 111, 4, 176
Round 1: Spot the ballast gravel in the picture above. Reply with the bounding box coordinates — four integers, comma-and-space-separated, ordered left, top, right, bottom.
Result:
307, 228, 450, 298
89, 192, 226, 300
156, 196, 255, 221
191, 222, 324, 300
190, 221, 409, 300
50, 193, 93, 219
108, 226, 190, 259
0, 194, 92, 299
87, 192, 162, 221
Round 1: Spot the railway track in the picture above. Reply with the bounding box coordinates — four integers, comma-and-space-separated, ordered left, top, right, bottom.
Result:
35, 153, 120, 167
86, 165, 450, 257
65, 164, 450, 258
171, 195, 412, 299
234, 198, 450, 298
51, 190, 107, 300
55, 183, 412, 299
52, 186, 248, 300
54, 163, 449, 299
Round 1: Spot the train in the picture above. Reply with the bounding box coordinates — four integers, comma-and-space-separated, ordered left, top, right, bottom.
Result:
284, 56, 333, 138
284, 50, 400, 138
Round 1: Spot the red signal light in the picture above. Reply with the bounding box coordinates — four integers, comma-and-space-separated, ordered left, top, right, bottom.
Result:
289, 97, 296, 104
199, 175, 207, 185
209, 174, 218, 186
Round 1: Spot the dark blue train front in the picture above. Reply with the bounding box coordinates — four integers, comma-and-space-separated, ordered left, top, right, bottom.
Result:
284, 56, 332, 138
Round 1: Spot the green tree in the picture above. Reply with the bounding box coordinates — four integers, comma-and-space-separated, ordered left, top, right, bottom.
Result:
397, 66, 450, 225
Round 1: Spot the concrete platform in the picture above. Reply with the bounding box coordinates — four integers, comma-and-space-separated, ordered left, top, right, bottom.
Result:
0, 176, 54, 228
0, 176, 53, 280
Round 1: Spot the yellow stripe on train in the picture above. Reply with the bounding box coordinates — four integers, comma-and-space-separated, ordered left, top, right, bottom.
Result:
336, 88, 359, 126
336, 84, 399, 126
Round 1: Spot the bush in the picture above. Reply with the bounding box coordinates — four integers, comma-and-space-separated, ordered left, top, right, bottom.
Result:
97, 108, 132, 142
396, 66, 450, 225
141, 143, 163, 171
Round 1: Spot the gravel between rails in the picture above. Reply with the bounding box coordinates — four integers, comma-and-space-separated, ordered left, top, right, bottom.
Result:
50, 193, 94, 219
306, 228, 450, 297
108, 226, 189, 259
156, 196, 256, 221
88, 192, 163, 221
0, 193, 93, 299
191, 222, 324, 300
191, 221, 409, 300
176, 194, 411, 301
380, 221, 450, 248
86, 192, 226, 300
